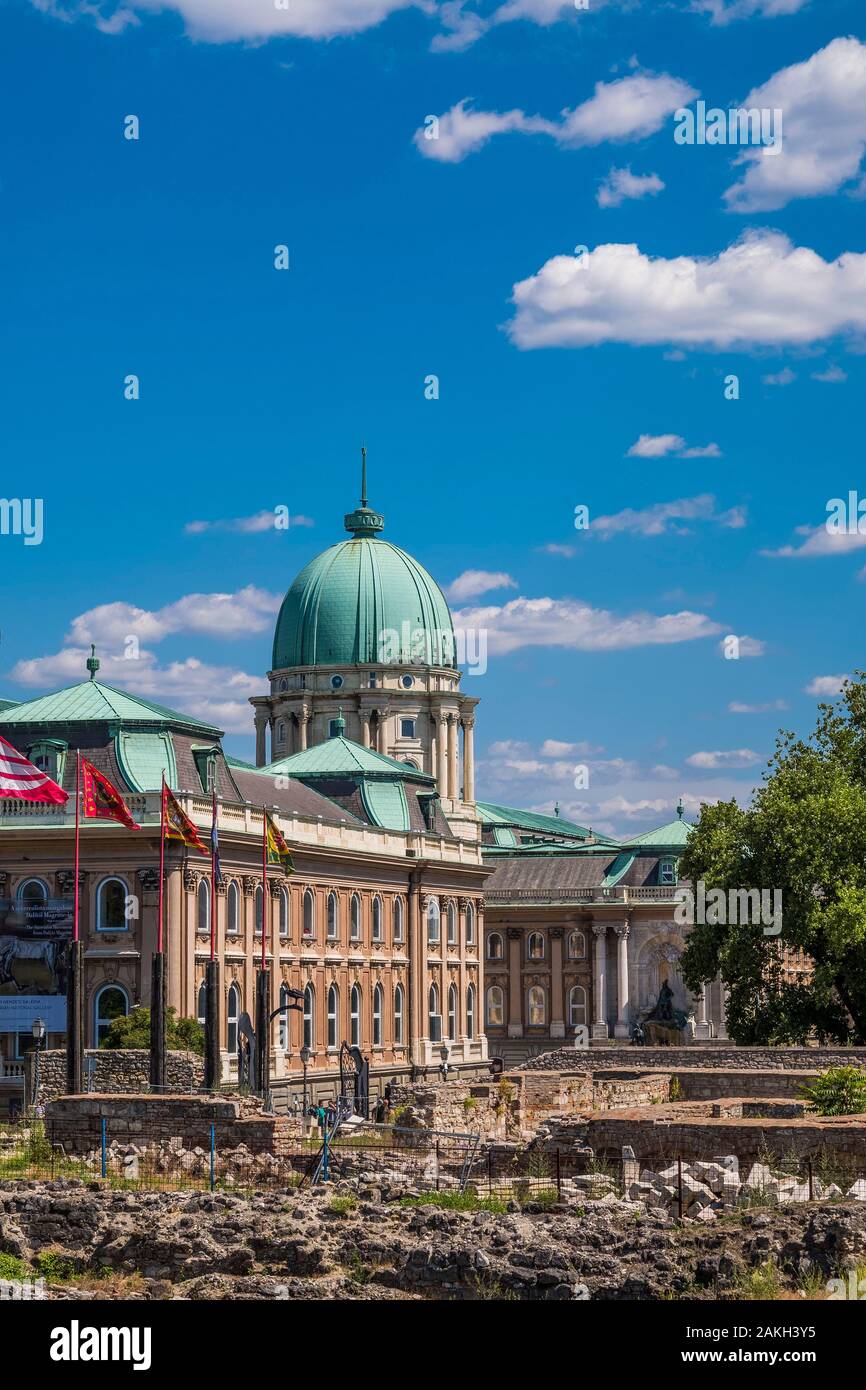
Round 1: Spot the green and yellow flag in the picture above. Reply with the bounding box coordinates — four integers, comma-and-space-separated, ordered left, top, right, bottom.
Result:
265, 809, 294, 873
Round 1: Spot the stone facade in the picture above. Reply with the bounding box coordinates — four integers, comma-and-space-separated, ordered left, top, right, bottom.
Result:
28, 1048, 203, 1105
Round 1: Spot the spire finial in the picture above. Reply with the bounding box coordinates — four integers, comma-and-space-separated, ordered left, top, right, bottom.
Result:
86, 644, 100, 682
676, 796, 684, 820
361, 443, 367, 509
344, 446, 384, 538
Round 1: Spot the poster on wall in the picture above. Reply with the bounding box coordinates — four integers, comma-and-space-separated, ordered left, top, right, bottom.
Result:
0, 899, 72, 1033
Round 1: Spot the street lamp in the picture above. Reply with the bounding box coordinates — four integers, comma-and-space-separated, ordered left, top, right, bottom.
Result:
439, 1043, 450, 1084
31, 1017, 46, 1111
300, 1045, 311, 1132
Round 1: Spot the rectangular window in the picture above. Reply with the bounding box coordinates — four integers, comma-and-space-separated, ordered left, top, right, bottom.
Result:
400, 718, 416, 738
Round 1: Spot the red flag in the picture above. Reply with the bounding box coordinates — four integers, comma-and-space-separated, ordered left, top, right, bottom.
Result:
0, 734, 68, 804
163, 783, 208, 855
81, 758, 140, 830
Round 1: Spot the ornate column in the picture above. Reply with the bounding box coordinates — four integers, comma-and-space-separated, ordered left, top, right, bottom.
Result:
360, 710, 371, 749
461, 715, 475, 803
591, 923, 609, 1039
695, 983, 712, 1040
506, 928, 523, 1037
377, 707, 389, 754
447, 713, 458, 801
436, 713, 448, 798
614, 921, 631, 1038
717, 976, 729, 1040
299, 704, 310, 751
254, 711, 269, 767
549, 928, 565, 1038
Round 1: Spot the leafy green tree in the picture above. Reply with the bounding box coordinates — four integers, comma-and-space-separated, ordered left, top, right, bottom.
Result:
801, 1066, 866, 1116
680, 674, 866, 1044
100, 1005, 205, 1055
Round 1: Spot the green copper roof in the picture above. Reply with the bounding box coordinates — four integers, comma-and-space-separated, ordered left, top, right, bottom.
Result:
0, 680, 222, 734
600, 851, 637, 888
115, 731, 177, 792
360, 779, 411, 832
477, 800, 595, 841
263, 735, 435, 782
621, 817, 692, 851
272, 483, 454, 669
0, 698, 20, 712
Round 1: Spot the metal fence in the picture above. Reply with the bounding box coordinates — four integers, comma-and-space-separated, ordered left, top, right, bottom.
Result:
2, 1122, 864, 1209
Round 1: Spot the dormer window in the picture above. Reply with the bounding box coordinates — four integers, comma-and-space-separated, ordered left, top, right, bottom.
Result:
26, 740, 67, 784
659, 857, 677, 886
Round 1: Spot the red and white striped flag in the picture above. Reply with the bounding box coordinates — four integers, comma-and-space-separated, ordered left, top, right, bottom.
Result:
0, 734, 69, 804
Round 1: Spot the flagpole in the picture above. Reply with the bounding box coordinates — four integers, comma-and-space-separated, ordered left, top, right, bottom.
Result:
157, 775, 166, 954
255, 805, 270, 1104
150, 774, 167, 1093
210, 785, 217, 962
262, 806, 268, 972
66, 751, 83, 1096
204, 781, 221, 1092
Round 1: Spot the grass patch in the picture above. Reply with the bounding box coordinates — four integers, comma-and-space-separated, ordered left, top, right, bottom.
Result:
328, 1194, 358, 1216
0, 1252, 31, 1280
734, 1259, 785, 1300
398, 1190, 507, 1215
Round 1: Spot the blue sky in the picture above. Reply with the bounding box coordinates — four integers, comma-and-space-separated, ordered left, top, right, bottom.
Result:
2, 0, 865, 836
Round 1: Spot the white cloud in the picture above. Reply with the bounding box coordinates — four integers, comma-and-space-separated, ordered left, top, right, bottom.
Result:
444, 569, 518, 601
597, 166, 665, 209
686, 748, 762, 768
728, 699, 788, 713
32, 0, 427, 41
806, 674, 849, 697
763, 524, 866, 559
415, 71, 697, 163
590, 495, 745, 539
718, 634, 765, 657
63, 587, 281, 645
811, 364, 848, 383
453, 595, 722, 655
762, 367, 796, 386
539, 738, 601, 757
694, 0, 809, 21
538, 543, 576, 557
723, 38, 866, 213
185, 509, 313, 534
509, 230, 866, 351
626, 434, 721, 458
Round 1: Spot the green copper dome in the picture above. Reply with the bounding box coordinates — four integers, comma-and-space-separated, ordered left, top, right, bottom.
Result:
272, 463, 455, 670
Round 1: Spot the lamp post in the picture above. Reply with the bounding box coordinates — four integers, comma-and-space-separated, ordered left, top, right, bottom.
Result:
439, 1043, 450, 1084
31, 1017, 46, 1111
300, 1045, 311, 1134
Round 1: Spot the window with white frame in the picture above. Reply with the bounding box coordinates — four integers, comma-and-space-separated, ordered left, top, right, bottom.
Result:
428, 982, 439, 1034
486, 985, 504, 1028
466, 902, 475, 946
303, 984, 315, 1049
279, 887, 289, 938
255, 884, 264, 936
227, 881, 239, 935
447, 983, 457, 1040
96, 877, 128, 932
527, 985, 546, 1027
327, 984, 339, 1050
17, 878, 48, 902
373, 984, 383, 1047
197, 879, 210, 935
568, 930, 586, 960
227, 983, 240, 1053
372, 895, 383, 942
197, 981, 207, 1028
527, 931, 545, 961
392, 897, 404, 943
427, 897, 440, 945
327, 891, 338, 939
279, 984, 290, 1051
94, 984, 128, 1047
350, 893, 361, 940
394, 983, 404, 1044
568, 985, 587, 1030
487, 931, 504, 961
659, 857, 677, 886
466, 983, 476, 1039
446, 900, 457, 946
303, 888, 315, 937
350, 983, 361, 1047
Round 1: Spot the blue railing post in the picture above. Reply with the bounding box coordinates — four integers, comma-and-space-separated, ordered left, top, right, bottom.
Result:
100, 1117, 107, 1179
322, 1124, 330, 1184
210, 1123, 216, 1192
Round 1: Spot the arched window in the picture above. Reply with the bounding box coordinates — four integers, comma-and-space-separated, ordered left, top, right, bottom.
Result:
255, 884, 264, 936
227, 881, 239, 935
527, 985, 546, 1027
466, 983, 476, 1039
96, 877, 128, 932
279, 887, 289, 938
373, 984, 383, 1046
372, 895, 383, 942
392, 897, 405, 943
569, 985, 587, 1030
350, 893, 361, 940
394, 983, 405, 1044
303, 888, 315, 937
428, 982, 440, 1035
487, 932, 504, 961
94, 984, 128, 1046
568, 930, 586, 960
427, 898, 440, 945
227, 983, 240, 1054
17, 878, 48, 902
446, 901, 457, 946
527, 932, 545, 961
279, 984, 290, 1050
197, 981, 207, 1027
277, 721, 286, 744
196, 879, 210, 934
327, 891, 338, 939
447, 983, 457, 1040
303, 983, 315, 1049
350, 984, 362, 1047
327, 984, 339, 1050
466, 902, 476, 946
486, 985, 504, 1028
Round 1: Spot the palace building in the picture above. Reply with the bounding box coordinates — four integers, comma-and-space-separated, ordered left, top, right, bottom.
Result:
0, 470, 726, 1113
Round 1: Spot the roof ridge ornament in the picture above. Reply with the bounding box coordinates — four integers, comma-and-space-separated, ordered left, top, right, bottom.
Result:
86, 644, 100, 682
344, 444, 385, 537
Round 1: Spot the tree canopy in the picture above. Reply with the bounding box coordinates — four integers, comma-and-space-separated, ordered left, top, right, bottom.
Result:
100, 1006, 205, 1055
679, 674, 866, 1045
